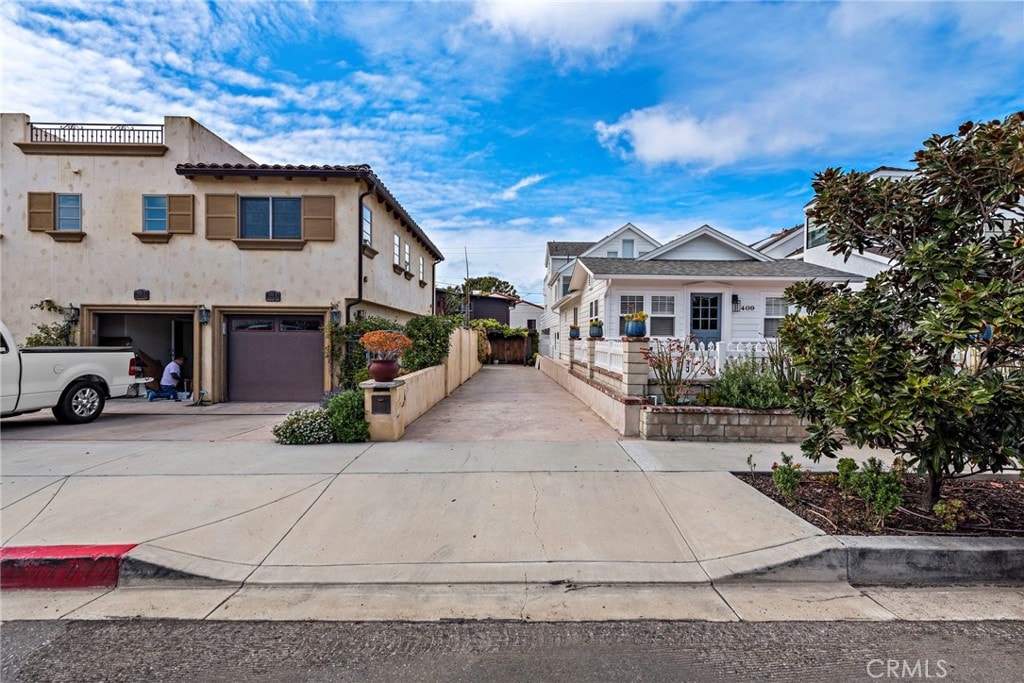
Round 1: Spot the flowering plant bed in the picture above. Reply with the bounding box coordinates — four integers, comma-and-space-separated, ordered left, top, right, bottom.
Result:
736, 471, 1023, 537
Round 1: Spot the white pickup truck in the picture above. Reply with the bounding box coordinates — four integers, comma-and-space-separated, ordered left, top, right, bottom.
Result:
1, 322, 145, 424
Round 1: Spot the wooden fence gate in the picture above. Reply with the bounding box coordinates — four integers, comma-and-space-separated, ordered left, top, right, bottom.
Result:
488, 336, 530, 364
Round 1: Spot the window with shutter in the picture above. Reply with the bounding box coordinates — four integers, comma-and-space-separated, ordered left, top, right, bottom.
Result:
205, 194, 238, 239
302, 195, 334, 241
27, 192, 54, 231
167, 194, 194, 234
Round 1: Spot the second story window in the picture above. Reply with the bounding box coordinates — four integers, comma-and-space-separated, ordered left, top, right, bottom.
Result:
404, 243, 411, 271
362, 205, 373, 245
419, 256, 425, 281
806, 216, 828, 249
394, 234, 401, 265
622, 239, 634, 258
561, 275, 571, 297
239, 197, 300, 239
57, 194, 81, 231
143, 195, 168, 232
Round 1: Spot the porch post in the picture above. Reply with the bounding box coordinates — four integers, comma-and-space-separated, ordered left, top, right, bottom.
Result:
586, 338, 596, 379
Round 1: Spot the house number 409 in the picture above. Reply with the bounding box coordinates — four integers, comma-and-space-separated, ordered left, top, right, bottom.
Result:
738, 305, 756, 311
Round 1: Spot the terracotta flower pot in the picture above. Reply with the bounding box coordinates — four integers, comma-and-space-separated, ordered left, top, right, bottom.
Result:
368, 358, 399, 382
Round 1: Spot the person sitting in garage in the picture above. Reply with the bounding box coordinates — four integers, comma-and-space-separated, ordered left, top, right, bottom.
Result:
148, 354, 185, 402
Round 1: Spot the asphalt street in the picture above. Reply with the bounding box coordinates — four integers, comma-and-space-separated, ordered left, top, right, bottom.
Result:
3, 620, 1022, 682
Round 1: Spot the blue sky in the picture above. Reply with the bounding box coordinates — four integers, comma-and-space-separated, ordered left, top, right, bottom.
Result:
3, 1, 1021, 302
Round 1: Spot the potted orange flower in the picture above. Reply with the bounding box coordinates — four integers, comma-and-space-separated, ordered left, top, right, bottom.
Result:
359, 330, 413, 382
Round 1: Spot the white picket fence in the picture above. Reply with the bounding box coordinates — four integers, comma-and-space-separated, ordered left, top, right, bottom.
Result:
588, 338, 778, 380
594, 339, 623, 373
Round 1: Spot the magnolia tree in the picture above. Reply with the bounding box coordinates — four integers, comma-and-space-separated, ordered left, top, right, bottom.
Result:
781, 112, 1024, 507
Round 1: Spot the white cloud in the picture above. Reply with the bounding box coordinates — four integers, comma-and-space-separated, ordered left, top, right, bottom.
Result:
470, 1, 681, 66
596, 107, 753, 167
499, 174, 547, 200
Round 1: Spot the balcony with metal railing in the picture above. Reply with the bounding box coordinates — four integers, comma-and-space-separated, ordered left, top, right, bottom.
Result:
16, 121, 168, 156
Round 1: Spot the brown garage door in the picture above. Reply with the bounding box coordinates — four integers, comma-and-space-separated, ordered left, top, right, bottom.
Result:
227, 316, 324, 401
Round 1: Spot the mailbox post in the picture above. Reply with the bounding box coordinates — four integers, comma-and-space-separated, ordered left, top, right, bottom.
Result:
359, 379, 406, 441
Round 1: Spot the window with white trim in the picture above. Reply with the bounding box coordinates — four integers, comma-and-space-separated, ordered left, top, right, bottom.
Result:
622, 239, 634, 258
806, 216, 828, 249
561, 276, 571, 297
618, 295, 644, 335
650, 295, 675, 336
361, 205, 372, 244
393, 233, 401, 265
57, 194, 81, 231
764, 296, 789, 337
607, 250, 618, 257
404, 243, 411, 271
419, 256, 425, 281
239, 197, 300, 239
588, 300, 599, 319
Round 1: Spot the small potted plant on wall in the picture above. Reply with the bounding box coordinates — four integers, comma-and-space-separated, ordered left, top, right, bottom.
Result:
589, 318, 604, 338
569, 324, 581, 339
359, 330, 413, 382
625, 311, 649, 338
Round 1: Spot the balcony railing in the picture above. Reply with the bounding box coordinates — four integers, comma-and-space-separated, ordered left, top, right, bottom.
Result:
29, 122, 164, 145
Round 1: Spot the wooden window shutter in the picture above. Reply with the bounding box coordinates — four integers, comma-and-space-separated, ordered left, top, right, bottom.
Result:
302, 195, 335, 241
167, 194, 194, 234
205, 194, 237, 239
28, 192, 55, 231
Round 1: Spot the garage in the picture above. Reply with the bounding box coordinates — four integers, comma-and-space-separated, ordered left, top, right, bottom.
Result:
94, 311, 196, 394
227, 315, 325, 401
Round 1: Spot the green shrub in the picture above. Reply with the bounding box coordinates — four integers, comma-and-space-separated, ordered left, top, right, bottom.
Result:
708, 355, 789, 409
272, 408, 334, 445
403, 315, 458, 371
325, 389, 370, 443
854, 457, 905, 529
771, 453, 804, 505
836, 458, 859, 493
932, 498, 970, 531
328, 315, 402, 389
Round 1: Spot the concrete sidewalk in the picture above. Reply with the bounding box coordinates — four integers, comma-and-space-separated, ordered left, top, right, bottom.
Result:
3, 438, 1022, 621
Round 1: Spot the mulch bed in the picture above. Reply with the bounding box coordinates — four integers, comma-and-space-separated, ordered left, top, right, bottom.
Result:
735, 471, 1024, 537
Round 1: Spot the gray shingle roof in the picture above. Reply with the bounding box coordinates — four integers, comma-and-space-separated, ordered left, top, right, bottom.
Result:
579, 257, 863, 280
548, 241, 594, 257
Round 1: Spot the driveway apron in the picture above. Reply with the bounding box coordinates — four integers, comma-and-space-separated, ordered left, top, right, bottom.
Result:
401, 365, 621, 441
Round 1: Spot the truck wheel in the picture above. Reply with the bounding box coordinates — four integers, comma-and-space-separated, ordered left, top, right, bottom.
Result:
52, 381, 106, 424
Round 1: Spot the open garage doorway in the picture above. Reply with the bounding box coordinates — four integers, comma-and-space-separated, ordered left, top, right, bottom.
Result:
94, 312, 195, 393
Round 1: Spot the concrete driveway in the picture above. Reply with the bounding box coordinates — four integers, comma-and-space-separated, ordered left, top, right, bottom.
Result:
0, 398, 315, 442
403, 365, 621, 441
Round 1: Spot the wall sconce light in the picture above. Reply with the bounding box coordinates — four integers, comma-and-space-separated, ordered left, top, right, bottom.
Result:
732, 294, 741, 312
63, 304, 80, 325
197, 305, 212, 325
329, 307, 342, 326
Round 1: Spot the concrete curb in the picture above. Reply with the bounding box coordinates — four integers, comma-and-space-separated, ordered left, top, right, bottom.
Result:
718, 536, 1024, 585
4, 540, 1022, 591
0, 544, 137, 590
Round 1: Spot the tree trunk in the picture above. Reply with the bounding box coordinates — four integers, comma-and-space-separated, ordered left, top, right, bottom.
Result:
924, 467, 943, 509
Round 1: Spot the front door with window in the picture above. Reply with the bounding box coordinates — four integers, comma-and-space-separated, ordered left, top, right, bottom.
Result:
690, 294, 722, 344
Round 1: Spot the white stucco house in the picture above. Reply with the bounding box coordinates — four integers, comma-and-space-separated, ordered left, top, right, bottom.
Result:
543, 223, 862, 359
1, 113, 443, 402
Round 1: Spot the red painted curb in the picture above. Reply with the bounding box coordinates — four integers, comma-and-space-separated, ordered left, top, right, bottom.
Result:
0, 544, 137, 590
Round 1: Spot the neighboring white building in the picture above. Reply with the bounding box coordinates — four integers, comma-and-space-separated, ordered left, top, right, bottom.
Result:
508, 298, 543, 332
544, 223, 862, 359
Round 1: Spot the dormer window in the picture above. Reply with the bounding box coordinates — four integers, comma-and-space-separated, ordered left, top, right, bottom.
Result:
622, 239, 634, 258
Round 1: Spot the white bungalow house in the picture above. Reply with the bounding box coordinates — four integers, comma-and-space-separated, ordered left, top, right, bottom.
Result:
546, 223, 863, 359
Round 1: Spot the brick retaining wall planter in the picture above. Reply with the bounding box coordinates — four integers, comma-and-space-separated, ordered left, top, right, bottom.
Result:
641, 405, 809, 442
